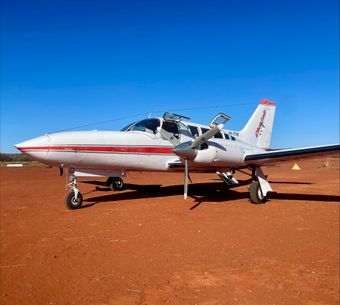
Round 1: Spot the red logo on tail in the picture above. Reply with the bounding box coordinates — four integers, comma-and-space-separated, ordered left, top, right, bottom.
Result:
255, 109, 266, 138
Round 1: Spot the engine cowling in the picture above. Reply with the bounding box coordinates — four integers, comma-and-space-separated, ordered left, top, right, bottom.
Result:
193, 144, 217, 163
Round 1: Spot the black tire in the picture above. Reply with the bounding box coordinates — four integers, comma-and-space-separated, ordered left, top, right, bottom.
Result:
64, 191, 83, 209
110, 178, 124, 192
249, 180, 267, 204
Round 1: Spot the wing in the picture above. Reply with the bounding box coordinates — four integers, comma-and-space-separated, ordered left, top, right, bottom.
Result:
244, 144, 340, 165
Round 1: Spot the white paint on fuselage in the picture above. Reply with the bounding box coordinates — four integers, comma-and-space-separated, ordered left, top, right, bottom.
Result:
16, 118, 265, 173
46, 130, 177, 171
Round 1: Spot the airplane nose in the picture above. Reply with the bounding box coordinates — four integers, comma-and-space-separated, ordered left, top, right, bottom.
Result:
15, 134, 50, 162
15, 134, 50, 150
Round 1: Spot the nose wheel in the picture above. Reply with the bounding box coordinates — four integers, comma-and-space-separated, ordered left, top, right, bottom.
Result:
65, 190, 83, 209
65, 169, 83, 209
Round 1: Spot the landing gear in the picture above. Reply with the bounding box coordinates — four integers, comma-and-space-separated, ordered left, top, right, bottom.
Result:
65, 191, 83, 209
65, 169, 83, 209
216, 171, 239, 186
249, 180, 266, 204
249, 167, 272, 204
106, 177, 124, 192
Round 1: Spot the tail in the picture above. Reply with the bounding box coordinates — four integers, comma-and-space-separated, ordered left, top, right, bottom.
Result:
239, 99, 276, 149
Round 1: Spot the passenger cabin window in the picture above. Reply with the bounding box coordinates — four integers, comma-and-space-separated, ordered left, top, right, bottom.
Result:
214, 131, 223, 138
130, 119, 160, 134
201, 128, 209, 135
188, 125, 199, 138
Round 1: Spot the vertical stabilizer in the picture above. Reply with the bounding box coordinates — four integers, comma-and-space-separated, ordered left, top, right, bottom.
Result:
239, 99, 276, 149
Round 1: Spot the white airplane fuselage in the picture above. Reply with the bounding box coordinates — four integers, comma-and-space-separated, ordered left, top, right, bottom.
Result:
16, 126, 261, 174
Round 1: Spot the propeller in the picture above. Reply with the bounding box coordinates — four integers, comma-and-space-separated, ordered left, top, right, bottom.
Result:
173, 113, 231, 199
191, 124, 224, 149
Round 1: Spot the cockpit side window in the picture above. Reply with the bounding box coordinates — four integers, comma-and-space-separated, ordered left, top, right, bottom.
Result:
130, 119, 160, 134
161, 121, 180, 139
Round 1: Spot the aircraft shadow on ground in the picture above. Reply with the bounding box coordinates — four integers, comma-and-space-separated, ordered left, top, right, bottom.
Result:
211, 178, 313, 185
81, 181, 340, 209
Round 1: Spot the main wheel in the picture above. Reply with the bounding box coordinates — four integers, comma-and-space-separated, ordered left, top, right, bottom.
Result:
64, 191, 83, 209
249, 180, 267, 204
110, 178, 124, 192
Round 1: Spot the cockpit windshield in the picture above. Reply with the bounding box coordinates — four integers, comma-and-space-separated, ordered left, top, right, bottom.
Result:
120, 121, 137, 131
121, 118, 193, 141
123, 118, 160, 134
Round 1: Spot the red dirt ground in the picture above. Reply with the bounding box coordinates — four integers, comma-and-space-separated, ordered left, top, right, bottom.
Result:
1, 158, 339, 305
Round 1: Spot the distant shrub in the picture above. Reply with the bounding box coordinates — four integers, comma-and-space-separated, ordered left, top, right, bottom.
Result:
0, 153, 33, 162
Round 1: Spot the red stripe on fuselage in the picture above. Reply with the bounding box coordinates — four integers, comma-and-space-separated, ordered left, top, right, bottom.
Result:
19, 145, 175, 155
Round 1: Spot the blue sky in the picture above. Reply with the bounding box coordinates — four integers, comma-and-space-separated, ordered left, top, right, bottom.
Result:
1, 0, 339, 152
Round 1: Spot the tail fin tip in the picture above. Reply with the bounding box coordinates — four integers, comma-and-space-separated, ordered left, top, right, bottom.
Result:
260, 99, 276, 106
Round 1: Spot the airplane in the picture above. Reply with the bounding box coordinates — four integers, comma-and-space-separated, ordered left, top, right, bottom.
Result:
15, 99, 340, 209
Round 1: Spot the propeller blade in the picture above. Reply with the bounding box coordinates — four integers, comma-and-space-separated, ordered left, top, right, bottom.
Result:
173, 112, 230, 158
190, 123, 224, 149
184, 158, 188, 200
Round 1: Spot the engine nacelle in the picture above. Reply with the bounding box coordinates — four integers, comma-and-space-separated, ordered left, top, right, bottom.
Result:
193, 145, 217, 163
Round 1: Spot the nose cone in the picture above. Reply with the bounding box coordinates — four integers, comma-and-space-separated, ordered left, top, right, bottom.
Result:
15, 134, 50, 150
15, 134, 50, 162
